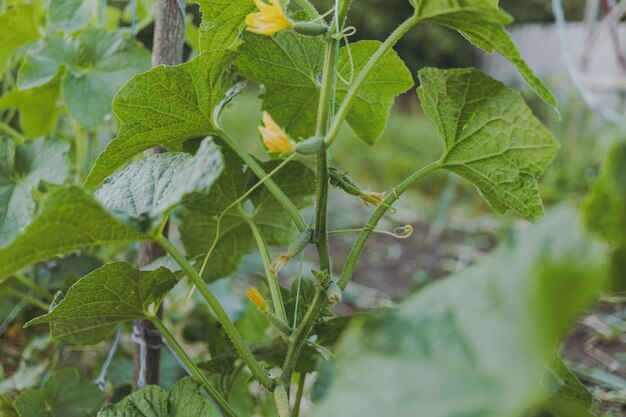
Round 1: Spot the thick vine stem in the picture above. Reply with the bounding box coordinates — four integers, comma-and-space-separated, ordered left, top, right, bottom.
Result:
338, 161, 441, 289
281, 287, 326, 386
217, 128, 307, 232
156, 235, 275, 391
325, 14, 420, 147
239, 206, 289, 324
150, 316, 239, 417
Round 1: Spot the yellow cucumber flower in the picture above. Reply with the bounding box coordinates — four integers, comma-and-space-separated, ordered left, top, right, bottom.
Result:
259, 112, 296, 154
246, 287, 268, 313
246, 0, 293, 36
360, 191, 385, 207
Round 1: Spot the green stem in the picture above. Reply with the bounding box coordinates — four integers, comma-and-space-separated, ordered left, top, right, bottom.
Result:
239, 206, 288, 324
217, 128, 307, 232
312, 3, 347, 272
12, 273, 54, 301
292, 373, 306, 417
337, 161, 440, 289
0, 121, 26, 144
7, 289, 49, 311
325, 14, 419, 147
313, 150, 331, 272
281, 287, 325, 386
156, 235, 275, 391
294, 0, 320, 19
150, 316, 239, 417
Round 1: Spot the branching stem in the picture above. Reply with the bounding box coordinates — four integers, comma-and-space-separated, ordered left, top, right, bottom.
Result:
156, 235, 275, 391
338, 161, 440, 289
217, 128, 307, 232
239, 206, 288, 324
325, 15, 420, 147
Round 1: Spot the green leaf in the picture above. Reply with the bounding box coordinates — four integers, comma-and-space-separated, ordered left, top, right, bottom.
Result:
179, 146, 315, 281
236, 33, 412, 143
48, 0, 97, 33
583, 140, 626, 246
417, 68, 558, 219
98, 377, 220, 417
95, 137, 224, 230
85, 50, 238, 188
336, 40, 414, 145
26, 262, 176, 344
0, 186, 149, 281
0, 75, 63, 137
314, 208, 607, 417
17, 29, 151, 129
236, 32, 325, 139
0, 138, 69, 246
413, 0, 557, 107
0, 2, 42, 74
14, 368, 104, 417
195, 0, 255, 52
544, 358, 597, 417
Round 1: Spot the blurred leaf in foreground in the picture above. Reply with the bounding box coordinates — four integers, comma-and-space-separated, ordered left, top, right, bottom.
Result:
314, 208, 607, 417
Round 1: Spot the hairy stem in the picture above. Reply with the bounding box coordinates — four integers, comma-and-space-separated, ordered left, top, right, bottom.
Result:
156, 235, 275, 391
292, 373, 307, 417
294, 0, 320, 19
281, 287, 325, 385
217, 128, 307, 232
325, 14, 419, 147
338, 161, 440, 289
150, 316, 238, 417
239, 206, 288, 324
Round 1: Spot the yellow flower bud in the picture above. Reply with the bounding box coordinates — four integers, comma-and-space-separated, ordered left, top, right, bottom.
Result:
259, 112, 296, 154
360, 191, 385, 207
246, 287, 268, 313
246, 0, 293, 36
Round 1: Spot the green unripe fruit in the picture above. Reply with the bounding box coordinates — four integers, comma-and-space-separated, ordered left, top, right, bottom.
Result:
274, 384, 290, 417
295, 136, 324, 155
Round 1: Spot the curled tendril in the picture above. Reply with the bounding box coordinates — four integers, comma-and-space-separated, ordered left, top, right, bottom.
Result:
329, 224, 414, 239
392, 224, 413, 239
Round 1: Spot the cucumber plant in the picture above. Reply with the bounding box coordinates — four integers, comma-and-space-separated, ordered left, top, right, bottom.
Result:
0, 0, 619, 416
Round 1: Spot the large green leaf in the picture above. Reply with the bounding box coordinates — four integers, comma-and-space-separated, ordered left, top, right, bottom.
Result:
314, 209, 607, 417
336, 41, 414, 145
0, 2, 42, 74
95, 137, 224, 230
48, 0, 97, 33
0, 75, 63, 137
179, 147, 315, 281
14, 369, 104, 417
98, 377, 220, 417
85, 50, 238, 188
0, 186, 149, 281
412, 0, 556, 107
236, 32, 325, 139
26, 262, 176, 344
17, 29, 151, 129
0, 138, 69, 246
236, 33, 413, 144
418, 68, 558, 220
583, 140, 626, 246
195, 0, 255, 52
